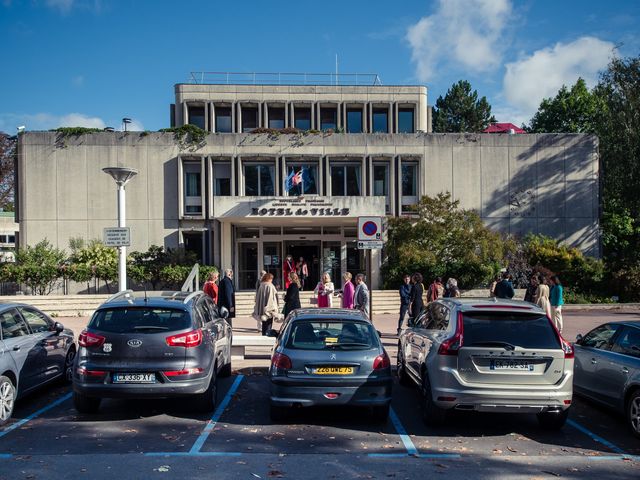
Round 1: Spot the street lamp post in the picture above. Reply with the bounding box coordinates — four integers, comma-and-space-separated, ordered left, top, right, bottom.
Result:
102, 167, 138, 292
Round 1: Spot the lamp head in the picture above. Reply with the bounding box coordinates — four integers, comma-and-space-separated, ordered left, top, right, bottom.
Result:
102, 167, 139, 186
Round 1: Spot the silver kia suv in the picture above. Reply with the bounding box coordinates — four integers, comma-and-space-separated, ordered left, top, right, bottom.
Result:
397, 298, 574, 429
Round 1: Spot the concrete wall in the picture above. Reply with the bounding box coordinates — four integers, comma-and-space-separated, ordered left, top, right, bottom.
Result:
17, 131, 599, 257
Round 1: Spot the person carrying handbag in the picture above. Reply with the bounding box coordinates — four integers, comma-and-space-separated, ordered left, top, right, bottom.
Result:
252, 273, 282, 336
314, 272, 335, 308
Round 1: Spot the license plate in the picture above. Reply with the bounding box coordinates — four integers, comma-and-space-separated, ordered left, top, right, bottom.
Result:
113, 373, 156, 383
490, 360, 534, 371
313, 367, 354, 375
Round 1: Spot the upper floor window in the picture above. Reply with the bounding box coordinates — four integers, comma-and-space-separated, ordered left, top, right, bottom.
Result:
183, 162, 202, 215
213, 160, 231, 196
241, 105, 259, 132
401, 161, 418, 212
294, 106, 311, 130
285, 163, 318, 196
398, 107, 415, 133
346, 108, 363, 133
268, 106, 285, 129
331, 164, 361, 196
245, 164, 275, 196
187, 105, 205, 130
320, 106, 337, 131
215, 106, 232, 133
373, 163, 390, 213
373, 108, 389, 133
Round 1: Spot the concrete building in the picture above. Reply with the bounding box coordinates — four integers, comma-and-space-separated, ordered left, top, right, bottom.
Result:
16, 74, 599, 290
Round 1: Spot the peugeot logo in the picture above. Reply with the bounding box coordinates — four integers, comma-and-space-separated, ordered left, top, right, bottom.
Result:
330, 353, 337, 360
127, 339, 143, 348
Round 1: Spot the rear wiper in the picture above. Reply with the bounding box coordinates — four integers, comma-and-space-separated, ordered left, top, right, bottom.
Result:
469, 341, 517, 350
132, 325, 169, 331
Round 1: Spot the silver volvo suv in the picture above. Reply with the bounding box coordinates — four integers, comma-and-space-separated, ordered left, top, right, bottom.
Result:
397, 298, 574, 429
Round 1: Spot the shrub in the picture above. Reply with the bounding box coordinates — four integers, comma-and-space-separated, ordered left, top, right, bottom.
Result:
611, 264, 640, 302
12, 239, 66, 295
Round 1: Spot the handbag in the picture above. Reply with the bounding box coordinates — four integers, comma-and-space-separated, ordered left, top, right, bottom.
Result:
309, 297, 318, 305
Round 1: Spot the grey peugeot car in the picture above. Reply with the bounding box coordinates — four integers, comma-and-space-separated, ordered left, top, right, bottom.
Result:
73, 290, 232, 414
397, 298, 574, 429
0, 303, 75, 425
573, 321, 640, 438
268, 308, 393, 422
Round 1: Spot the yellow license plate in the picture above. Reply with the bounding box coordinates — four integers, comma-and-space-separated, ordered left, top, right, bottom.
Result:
314, 367, 354, 375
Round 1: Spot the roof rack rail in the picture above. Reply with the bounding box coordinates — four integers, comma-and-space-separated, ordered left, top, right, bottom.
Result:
182, 290, 203, 305
104, 290, 135, 304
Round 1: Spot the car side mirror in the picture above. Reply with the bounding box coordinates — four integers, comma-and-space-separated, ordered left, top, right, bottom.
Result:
219, 306, 229, 320
54, 322, 64, 334
266, 329, 279, 338
575, 334, 583, 345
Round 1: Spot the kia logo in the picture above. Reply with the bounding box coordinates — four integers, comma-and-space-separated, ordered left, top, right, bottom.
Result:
127, 339, 143, 348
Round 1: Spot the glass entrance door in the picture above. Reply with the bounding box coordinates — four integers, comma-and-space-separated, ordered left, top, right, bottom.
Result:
238, 243, 258, 290
284, 241, 320, 291
322, 242, 341, 288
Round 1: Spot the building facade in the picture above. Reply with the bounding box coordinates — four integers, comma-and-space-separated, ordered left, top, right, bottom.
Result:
16, 78, 599, 291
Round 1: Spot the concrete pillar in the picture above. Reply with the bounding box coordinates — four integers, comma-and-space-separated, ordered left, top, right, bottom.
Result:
264, 103, 269, 129
258, 103, 263, 128
387, 104, 392, 133
311, 103, 315, 130
371, 249, 381, 289
209, 102, 215, 132
182, 102, 188, 126
231, 102, 237, 133
237, 103, 243, 133
285, 102, 289, 128
389, 156, 396, 215
204, 103, 210, 131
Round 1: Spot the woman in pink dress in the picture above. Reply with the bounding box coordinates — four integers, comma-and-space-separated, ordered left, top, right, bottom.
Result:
314, 272, 335, 308
341, 272, 355, 309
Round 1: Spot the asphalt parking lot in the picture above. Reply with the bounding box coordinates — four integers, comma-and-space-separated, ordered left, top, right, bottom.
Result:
0, 367, 638, 480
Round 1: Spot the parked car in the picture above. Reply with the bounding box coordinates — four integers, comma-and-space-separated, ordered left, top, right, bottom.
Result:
268, 308, 392, 421
573, 321, 640, 438
397, 298, 574, 429
0, 303, 75, 425
73, 290, 232, 414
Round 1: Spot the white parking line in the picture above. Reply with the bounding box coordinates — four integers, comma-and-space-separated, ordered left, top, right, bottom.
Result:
0, 392, 72, 440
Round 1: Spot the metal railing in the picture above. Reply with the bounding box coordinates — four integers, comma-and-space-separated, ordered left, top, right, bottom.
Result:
181, 263, 200, 292
187, 72, 383, 86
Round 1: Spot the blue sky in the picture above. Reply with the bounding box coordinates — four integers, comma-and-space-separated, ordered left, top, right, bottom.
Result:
1, 0, 638, 133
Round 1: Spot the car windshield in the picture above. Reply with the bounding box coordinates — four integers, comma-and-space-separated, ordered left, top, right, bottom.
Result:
88, 307, 191, 334
463, 312, 561, 349
286, 320, 377, 350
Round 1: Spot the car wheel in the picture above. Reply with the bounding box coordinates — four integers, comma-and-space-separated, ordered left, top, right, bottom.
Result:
371, 404, 390, 423
219, 362, 232, 378
60, 347, 76, 385
421, 372, 447, 427
0, 375, 16, 426
73, 391, 101, 414
193, 372, 217, 413
269, 404, 287, 422
537, 408, 569, 430
627, 389, 640, 439
396, 346, 413, 387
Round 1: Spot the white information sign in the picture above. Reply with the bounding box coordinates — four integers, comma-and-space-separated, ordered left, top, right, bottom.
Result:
357, 240, 384, 250
103, 227, 131, 247
358, 216, 383, 241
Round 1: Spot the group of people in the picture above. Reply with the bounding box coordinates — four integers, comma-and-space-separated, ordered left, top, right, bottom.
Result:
397, 274, 461, 334
282, 255, 309, 290
250, 269, 372, 336
490, 271, 565, 332
202, 269, 237, 323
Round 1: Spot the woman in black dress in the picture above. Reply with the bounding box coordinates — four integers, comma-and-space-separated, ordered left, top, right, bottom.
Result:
283, 272, 301, 317
409, 272, 424, 319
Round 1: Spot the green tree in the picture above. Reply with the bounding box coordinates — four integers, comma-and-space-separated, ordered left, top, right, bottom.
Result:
381, 193, 505, 288
11, 239, 66, 295
432, 80, 496, 133
528, 78, 605, 133
70, 240, 118, 293
129, 245, 168, 289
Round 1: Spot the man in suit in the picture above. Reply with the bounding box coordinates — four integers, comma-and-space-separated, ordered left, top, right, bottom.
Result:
494, 272, 515, 299
217, 268, 236, 325
353, 273, 370, 321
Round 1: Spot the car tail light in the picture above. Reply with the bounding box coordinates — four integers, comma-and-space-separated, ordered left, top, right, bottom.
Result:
271, 352, 292, 370
166, 329, 203, 348
324, 393, 340, 399
78, 330, 106, 348
546, 316, 574, 359
438, 311, 464, 356
373, 352, 391, 370
564, 399, 572, 405
164, 368, 204, 377
76, 367, 106, 377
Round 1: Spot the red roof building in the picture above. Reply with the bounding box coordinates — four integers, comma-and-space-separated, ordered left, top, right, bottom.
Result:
483, 122, 525, 134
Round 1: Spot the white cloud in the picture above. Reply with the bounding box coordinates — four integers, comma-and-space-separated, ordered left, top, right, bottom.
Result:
45, 0, 74, 13
0, 112, 106, 132
503, 36, 614, 119
406, 0, 513, 81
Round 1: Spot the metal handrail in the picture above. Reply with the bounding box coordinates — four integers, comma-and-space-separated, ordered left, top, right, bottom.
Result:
187, 72, 383, 86
181, 263, 200, 292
